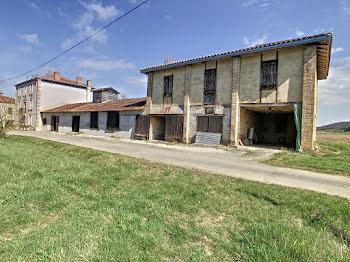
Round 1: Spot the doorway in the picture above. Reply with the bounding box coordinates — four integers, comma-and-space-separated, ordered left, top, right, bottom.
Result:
51, 116, 59, 131
72, 116, 80, 132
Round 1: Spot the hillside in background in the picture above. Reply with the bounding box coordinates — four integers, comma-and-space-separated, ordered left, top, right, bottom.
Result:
318, 121, 350, 131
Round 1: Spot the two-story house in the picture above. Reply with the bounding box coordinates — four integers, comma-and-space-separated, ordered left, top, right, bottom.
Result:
15, 71, 93, 130
138, 33, 333, 151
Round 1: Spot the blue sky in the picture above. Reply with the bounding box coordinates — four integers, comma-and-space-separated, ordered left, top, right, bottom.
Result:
0, 0, 349, 126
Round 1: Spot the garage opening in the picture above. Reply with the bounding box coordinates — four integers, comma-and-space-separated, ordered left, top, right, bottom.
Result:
240, 105, 297, 148
150, 115, 183, 142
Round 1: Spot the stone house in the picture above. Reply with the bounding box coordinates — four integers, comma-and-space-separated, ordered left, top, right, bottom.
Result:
0, 94, 15, 124
15, 71, 93, 130
41, 90, 146, 138
138, 33, 333, 151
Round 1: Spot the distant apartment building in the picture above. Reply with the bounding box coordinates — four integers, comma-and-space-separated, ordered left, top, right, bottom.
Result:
15, 72, 93, 130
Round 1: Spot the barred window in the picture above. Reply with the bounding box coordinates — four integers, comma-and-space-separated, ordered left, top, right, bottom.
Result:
163, 75, 173, 97
204, 69, 216, 105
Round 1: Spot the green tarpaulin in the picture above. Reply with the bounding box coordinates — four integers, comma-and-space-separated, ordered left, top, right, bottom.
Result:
294, 104, 302, 152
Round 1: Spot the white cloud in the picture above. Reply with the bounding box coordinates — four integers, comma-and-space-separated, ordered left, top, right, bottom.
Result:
29, 2, 39, 9
318, 57, 350, 105
242, 0, 270, 7
61, 1, 120, 50
332, 47, 344, 54
295, 31, 304, 37
80, 1, 120, 21
127, 76, 148, 87
75, 58, 135, 71
243, 34, 268, 46
19, 33, 39, 45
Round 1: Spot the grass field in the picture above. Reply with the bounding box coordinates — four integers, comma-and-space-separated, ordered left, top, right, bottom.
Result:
265, 132, 350, 176
0, 135, 349, 261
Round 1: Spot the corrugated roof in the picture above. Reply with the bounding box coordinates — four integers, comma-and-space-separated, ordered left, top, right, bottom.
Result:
43, 97, 146, 113
0, 95, 15, 104
140, 32, 333, 75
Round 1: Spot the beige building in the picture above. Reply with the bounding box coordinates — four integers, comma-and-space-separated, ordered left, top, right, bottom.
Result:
138, 33, 333, 151
0, 94, 15, 124
15, 72, 93, 130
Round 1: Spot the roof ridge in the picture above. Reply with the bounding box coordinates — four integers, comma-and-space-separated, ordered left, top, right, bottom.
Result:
140, 32, 333, 73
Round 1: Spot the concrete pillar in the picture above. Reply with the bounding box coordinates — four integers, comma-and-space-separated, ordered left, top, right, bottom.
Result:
146, 72, 153, 115
230, 57, 241, 146
183, 65, 191, 143
301, 45, 317, 151
35, 79, 41, 131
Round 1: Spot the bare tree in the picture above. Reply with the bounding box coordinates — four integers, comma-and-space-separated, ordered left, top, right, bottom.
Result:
119, 92, 127, 99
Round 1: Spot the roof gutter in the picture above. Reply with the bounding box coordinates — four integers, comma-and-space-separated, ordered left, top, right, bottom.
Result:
140, 34, 332, 74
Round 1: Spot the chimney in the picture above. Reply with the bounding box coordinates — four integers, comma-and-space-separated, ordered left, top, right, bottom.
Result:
86, 80, 92, 102
53, 71, 60, 80
77, 76, 82, 84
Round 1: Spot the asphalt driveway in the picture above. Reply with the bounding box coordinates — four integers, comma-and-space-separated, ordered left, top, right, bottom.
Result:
9, 130, 350, 200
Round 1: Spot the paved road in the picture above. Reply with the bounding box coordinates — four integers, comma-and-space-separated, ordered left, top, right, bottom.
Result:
9, 130, 350, 200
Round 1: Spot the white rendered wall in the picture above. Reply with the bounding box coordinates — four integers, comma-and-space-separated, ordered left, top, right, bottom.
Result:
41, 110, 143, 139
39, 81, 91, 111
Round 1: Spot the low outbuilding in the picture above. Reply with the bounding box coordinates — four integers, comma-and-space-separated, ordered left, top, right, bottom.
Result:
41, 95, 146, 139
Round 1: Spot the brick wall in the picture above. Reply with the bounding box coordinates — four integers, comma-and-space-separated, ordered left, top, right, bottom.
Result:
301, 45, 317, 151
230, 57, 240, 145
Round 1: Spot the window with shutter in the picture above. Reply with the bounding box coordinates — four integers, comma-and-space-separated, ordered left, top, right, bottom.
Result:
163, 75, 173, 97
260, 60, 277, 89
204, 69, 216, 105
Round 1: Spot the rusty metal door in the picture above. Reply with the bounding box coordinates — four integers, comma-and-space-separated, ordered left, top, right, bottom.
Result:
134, 115, 150, 139
165, 115, 183, 142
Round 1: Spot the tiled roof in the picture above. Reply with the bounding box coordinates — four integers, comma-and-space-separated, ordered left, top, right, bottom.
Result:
140, 32, 333, 73
43, 97, 146, 113
0, 95, 15, 104
15, 75, 93, 89
92, 87, 120, 93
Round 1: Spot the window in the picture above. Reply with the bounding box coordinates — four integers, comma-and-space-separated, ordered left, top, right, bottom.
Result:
90, 112, 99, 129
260, 60, 277, 89
163, 75, 173, 97
204, 69, 216, 105
8, 107, 13, 115
107, 111, 119, 129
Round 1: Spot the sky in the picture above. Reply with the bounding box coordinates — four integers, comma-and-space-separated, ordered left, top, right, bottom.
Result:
0, 0, 349, 126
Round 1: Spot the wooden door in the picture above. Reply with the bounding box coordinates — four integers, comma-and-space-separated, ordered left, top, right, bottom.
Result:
134, 115, 150, 139
197, 116, 222, 133
51, 116, 56, 131
165, 115, 183, 142
72, 116, 80, 132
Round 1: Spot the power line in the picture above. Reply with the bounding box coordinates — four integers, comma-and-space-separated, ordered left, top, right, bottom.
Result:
0, 0, 150, 83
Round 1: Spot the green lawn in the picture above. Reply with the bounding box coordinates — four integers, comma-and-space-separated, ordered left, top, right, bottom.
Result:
265, 142, 350, 176
0, 136, 349, 261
